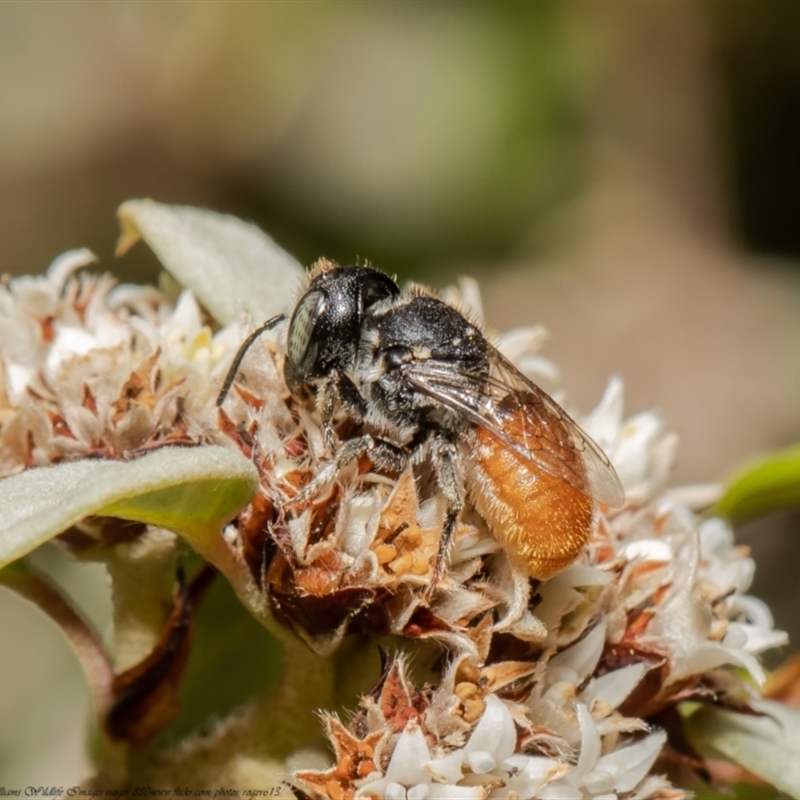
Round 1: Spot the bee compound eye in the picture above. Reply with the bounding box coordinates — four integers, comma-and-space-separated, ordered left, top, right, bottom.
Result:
287, 289, 326, 370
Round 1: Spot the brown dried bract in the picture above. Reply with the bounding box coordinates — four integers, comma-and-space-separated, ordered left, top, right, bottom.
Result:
295, 716, 385, 800
105, 567, 213, 745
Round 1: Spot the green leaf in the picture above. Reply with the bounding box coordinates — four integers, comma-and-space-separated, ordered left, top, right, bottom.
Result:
716, 445, 800, 522
0, 446, 258, 568
684, 699, 800, 799
117, 199, 304, 326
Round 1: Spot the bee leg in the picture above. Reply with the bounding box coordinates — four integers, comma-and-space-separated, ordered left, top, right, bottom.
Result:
287, 434, 408, 510
429, 436, 464, 588
316, 372, 367, 451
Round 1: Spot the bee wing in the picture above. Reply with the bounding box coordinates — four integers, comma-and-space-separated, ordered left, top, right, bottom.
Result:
404, 348, 624, 508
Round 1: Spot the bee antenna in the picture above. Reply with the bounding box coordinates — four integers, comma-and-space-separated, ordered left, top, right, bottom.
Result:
216, 313, 286, 406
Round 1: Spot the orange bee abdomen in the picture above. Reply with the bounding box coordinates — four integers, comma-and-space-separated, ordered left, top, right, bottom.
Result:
468, 401, 595, 581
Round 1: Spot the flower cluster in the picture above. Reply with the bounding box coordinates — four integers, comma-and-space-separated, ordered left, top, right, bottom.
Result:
218, 277, 786, 797
281, 372, 786, 799
0, 249, 233, 476
0, 208, 789, 797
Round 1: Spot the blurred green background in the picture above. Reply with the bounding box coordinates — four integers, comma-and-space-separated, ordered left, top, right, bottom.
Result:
1, 0, 800, 786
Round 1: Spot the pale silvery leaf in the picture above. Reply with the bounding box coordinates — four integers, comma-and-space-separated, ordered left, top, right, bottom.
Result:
685, 699, 800, 800
0, 445, 258, 567
117, 200, 304, 325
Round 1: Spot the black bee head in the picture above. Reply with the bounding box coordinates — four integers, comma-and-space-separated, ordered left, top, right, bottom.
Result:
283, 265, 399, 399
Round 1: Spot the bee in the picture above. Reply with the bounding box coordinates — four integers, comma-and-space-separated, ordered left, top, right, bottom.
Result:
218, 261, 624, 582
